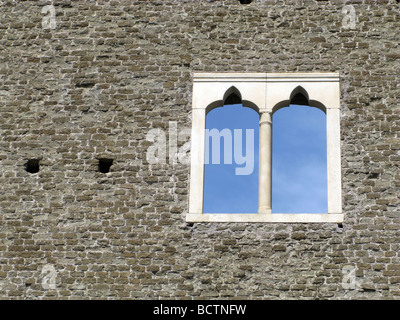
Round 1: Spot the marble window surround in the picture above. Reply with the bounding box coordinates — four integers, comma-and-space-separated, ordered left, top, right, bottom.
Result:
187, 73, 343, 223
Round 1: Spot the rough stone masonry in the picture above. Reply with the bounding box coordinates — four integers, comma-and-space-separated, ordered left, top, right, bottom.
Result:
0, 0, 399, 299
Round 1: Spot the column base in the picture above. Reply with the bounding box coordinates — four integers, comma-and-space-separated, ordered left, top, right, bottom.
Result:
258, 207, 272, 214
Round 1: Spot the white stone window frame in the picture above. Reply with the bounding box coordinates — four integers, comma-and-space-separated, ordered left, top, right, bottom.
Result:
187, 73, 343, 223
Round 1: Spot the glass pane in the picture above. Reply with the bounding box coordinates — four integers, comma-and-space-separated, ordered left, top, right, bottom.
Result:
272, 105, 327, 213
203, 104, 259, 213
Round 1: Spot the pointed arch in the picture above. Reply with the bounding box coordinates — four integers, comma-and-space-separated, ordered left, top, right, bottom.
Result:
272, 86, 326, 114
289, 86, 309, 105
205, 86, 243, 114
205, 86, 260, 115
223, 86, 242, 105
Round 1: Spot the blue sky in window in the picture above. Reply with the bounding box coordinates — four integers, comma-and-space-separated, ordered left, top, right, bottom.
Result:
203, 104, 259, 213
272, 105, 327, 213
203, 103, 327, 214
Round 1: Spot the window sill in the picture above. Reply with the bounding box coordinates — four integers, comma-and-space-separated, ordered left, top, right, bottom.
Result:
186, 213, 344, 223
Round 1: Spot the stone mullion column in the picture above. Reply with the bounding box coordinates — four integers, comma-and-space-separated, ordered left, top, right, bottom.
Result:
258, 111, 272, 214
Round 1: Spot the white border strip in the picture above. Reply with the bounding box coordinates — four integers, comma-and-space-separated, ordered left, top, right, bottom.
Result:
187, 214, 344, 223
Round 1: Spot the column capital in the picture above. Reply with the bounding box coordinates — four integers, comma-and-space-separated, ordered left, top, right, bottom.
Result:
259, 111, 272, 125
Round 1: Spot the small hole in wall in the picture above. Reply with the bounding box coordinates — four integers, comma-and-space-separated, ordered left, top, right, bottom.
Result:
239, 0, 252, 4
367, 172, 379, 179
25, 159, 40, 174
98, 158, 113, 173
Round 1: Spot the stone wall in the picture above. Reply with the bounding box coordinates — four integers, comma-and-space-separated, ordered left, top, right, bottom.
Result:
0, 0, 399, 299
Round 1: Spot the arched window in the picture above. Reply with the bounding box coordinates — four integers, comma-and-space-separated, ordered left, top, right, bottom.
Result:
187, 73, 342, 223
272, 104, 327, 213
272, 86, 328, 213
203, 88, 259, 213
